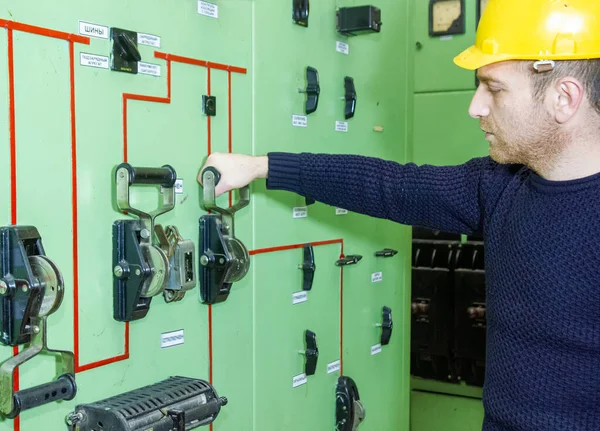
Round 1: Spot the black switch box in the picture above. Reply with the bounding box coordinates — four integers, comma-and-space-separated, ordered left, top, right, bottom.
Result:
410, 228, 461, 382
336, 6, 382, 36
453, 241, 486, 387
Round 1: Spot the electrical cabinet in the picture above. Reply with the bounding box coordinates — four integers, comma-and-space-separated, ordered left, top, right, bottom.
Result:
413, 0, 478, 92
0, 0, 410, 430
410, 228, 487, 387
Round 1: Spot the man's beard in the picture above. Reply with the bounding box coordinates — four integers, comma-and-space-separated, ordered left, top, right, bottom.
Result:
483, 111, 566, 174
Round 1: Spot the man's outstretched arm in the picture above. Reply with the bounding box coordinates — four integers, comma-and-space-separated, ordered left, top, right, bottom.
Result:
199, 152, 495, 235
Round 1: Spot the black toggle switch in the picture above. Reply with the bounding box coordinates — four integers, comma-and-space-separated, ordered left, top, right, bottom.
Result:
298, 66, 320, 115
344, 77, 357, 119
378, 306, 393, 345
110, 28, 141, 74
375, 248, 398, 258
293, 0, 309, 27
299, 330, 319, 376
298, 244, 316, 291
335, 255, 362, 266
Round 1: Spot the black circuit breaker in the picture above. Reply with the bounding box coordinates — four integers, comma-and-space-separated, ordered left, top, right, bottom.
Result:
336, 6, 382, 36
453, 238, 486, 386
410, 228, 487, 387
410, 228, 460, 382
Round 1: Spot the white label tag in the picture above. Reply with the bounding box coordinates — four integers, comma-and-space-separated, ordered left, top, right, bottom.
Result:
336, 208, 348, 215
372, 272, 383, 283
292, 115, 308, 127
161, 329, 184, 348
138, 62, 161, 76
293, 206, 308, 218
440, 35, 453, 41
293, 373, 308, 388
198, 1, 219, 18
292, 291, 308, 305
327, 360, 341, 374
335, 121, 348, 132
138, 33, 161, 48
336, 41, 349, 55
79, 21, 109, 39
80, 53, 109, 69
175, 179, 184, 194
371, 344, 382, 355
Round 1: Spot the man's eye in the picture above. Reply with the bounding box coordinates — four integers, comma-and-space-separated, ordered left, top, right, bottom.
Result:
488, 86, 502, 93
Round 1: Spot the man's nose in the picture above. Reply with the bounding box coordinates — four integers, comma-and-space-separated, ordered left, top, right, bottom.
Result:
469, 86, 491, 119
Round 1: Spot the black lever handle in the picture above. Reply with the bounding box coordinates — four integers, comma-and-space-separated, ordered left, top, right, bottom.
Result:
304, 330, 318, 376
117, 32, 141, 61
375, 248, 398, 258
8, 374, 77, 419
380, 306, 393, 345
299, 244, 316, 291
335, 255, 362, 267
117, 163, 177, 188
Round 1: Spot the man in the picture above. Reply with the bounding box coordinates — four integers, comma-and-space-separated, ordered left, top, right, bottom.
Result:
199, 0, 600, 429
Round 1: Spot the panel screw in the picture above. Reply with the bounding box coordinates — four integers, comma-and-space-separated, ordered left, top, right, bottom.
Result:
114, 265, 124, 277
0, 281, 7, 295
140, 229, 150, 239
200, 255, 209, 266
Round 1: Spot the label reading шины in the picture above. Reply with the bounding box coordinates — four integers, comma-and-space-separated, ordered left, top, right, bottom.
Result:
79, 21, 109, 39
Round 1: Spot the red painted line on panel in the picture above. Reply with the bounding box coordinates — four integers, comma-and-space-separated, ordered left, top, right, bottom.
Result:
0, 19, 90, 44
228, 71, 232, 207
250, 239, 346, 377
8, 29, 16, 225
3, 20, 88, 431
249, 239, 344, 255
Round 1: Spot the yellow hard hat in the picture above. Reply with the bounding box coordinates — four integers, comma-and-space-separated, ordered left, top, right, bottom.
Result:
454, 0, 600, 70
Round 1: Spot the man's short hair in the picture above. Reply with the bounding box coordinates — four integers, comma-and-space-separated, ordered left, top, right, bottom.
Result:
523, 60, 600, 115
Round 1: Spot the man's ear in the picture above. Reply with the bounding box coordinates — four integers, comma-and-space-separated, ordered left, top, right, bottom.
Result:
553, 77, 585, 124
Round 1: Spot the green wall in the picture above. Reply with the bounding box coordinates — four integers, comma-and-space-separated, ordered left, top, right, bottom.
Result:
408, 0, 486, 429
0, 1, 412, 430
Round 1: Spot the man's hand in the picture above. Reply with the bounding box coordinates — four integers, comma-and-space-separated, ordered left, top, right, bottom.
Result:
198, 153, 268, 197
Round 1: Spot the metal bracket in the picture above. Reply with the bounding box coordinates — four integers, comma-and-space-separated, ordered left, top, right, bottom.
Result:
0, 226, 76, 419
199, 167, 250, 304
113, 163, 190, 321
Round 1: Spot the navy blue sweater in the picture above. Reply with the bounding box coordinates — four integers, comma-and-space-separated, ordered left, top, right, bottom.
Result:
266, 152, 600, 431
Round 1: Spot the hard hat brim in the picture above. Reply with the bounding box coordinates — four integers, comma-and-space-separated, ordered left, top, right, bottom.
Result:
453, 45, 512, 70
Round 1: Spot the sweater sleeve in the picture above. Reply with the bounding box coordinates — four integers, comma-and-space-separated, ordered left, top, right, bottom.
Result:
266, 152, 501, 235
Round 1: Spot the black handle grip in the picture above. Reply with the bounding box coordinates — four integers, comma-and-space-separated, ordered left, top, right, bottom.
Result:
118, 163, 177, 188
202, 167, 221, 185
117, 33, 141, 61
8, 374, 77, 419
